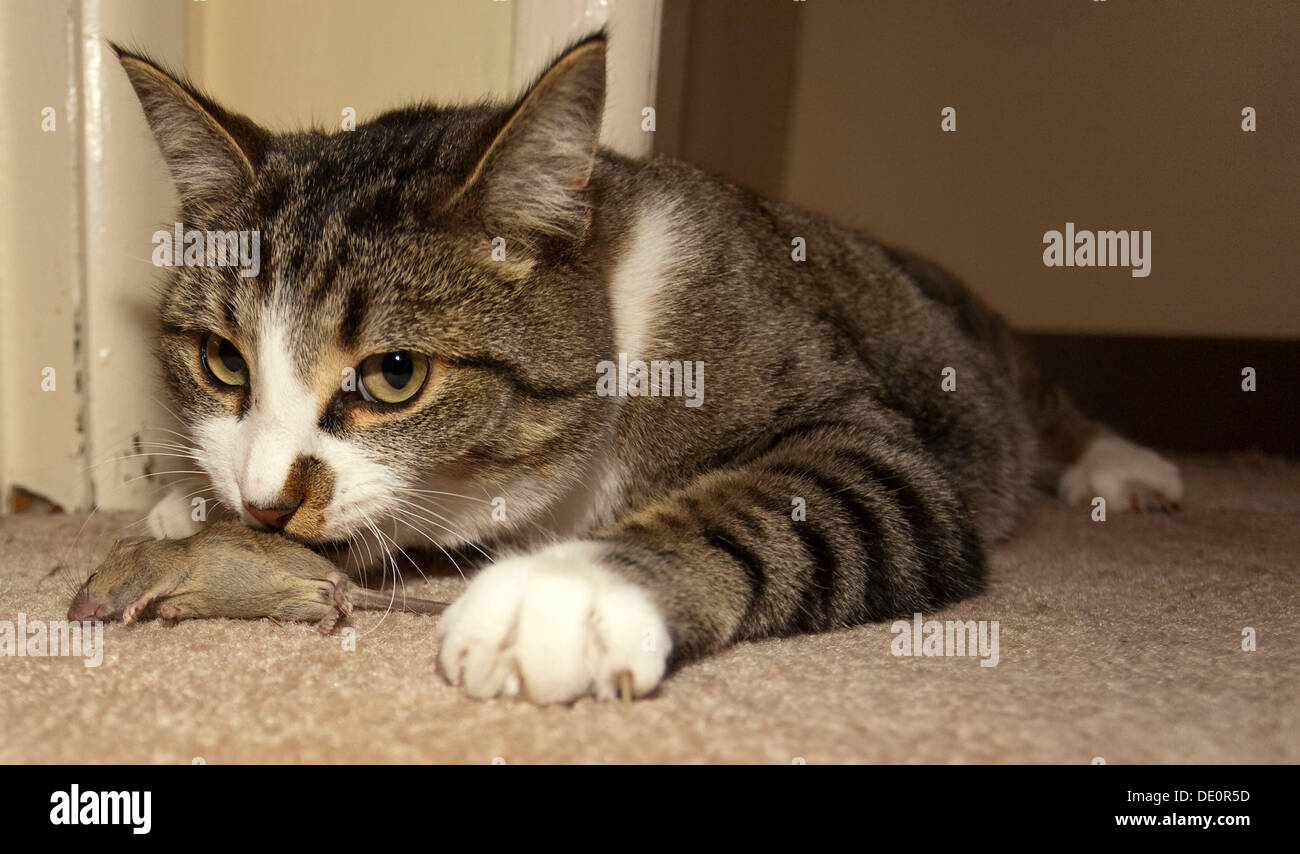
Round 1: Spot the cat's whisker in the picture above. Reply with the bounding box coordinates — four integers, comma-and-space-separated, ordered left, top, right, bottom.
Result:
393, 484, 561, 554
109, 470, 208, 490
353, 520, 377, 589
129, 441, 200, 454
387, 495, 495, 563
382, 517, 432, 586
386, 503, 492, 567
399, 487, 494, 504
79, 430, 200, 473
367, 515, 429, 596
356, 513, 409, 632
459, 474, 570, 550
383, 506, 471, 582
361, 517, 395, 602
86, 451, 201, 472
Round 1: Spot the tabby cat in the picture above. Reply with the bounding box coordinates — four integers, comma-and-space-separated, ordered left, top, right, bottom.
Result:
114, 34, 1182, 704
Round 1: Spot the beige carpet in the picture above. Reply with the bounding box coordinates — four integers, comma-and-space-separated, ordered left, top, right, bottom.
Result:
1, 453, 1296, 764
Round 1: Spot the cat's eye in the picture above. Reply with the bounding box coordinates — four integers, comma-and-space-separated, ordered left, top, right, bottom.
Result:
358, 351, 429, 405
201, 334, 249, 388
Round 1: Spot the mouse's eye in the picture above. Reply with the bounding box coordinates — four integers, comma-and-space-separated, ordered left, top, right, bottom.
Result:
358, 351, 429, 405
201, 334, 249, 389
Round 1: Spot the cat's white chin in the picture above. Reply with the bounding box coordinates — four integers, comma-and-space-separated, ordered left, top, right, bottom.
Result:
435, 541, 671, 704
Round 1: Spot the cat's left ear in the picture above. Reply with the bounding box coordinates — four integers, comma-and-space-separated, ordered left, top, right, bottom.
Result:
111, 43, 268, 210
450, 33, 606, 248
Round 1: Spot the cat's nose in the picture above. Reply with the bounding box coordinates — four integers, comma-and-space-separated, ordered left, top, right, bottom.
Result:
243, 500, 301, 530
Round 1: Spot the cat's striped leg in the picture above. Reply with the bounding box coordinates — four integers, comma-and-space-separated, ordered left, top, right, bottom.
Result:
435, 426, 986, 703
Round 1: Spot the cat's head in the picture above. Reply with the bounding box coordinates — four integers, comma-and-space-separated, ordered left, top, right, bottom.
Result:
114, 35, 614, 555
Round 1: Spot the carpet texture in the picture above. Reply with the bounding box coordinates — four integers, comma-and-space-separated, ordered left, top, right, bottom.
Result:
1, 453, 1296, 764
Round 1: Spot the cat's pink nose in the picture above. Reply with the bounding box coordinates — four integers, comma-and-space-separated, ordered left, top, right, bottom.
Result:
243, 500, 301, 530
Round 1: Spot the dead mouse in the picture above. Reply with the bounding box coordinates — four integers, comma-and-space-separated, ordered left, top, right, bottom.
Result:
68, 521, 448, 634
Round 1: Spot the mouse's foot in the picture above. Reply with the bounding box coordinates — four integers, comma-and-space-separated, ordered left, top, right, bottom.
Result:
122, 594, 156, 625
156, 602, 185, 621
315, 609, 343, 635
315, 574, 353, 634
326, 571, 354, 616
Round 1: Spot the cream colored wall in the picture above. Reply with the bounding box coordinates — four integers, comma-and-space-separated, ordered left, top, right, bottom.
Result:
185, 0, 514, 129
513, 0, 662, 156
779, 1, 1299, 338
185, 0, 659, 154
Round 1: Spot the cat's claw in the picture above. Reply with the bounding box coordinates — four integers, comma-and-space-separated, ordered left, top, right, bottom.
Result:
436, 542, 671, 705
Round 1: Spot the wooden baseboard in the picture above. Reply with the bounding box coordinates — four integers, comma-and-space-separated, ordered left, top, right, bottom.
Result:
1023, 334, 1298, 457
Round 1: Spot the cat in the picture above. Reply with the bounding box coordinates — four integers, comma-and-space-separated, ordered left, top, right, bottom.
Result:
113, 33, 1182, 704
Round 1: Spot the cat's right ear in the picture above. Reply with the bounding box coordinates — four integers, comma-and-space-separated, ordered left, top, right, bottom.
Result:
111, 43, 268, 208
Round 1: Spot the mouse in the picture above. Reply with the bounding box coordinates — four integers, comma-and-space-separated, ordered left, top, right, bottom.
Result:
67, 521, 448, 634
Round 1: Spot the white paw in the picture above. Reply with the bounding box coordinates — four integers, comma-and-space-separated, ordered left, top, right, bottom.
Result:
1059, 435, 1183, 511
436, 541, 671, 704
145, 489, 204, 539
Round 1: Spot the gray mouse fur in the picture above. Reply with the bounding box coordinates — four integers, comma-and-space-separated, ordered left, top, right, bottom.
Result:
68, 521, 447, 633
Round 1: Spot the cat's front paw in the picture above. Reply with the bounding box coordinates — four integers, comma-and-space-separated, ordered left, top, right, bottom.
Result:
145, 489, 205, 539
436, 541, 671, 704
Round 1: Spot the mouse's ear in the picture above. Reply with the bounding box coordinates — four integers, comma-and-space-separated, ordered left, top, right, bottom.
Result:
110, 536, 150, 552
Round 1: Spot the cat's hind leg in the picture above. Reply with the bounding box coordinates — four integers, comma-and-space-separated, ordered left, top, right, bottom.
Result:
1030, 380, 1183, 512
1058, 434, 1183, 511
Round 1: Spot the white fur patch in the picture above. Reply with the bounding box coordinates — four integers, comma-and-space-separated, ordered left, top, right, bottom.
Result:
436, 541, 670, 704
1059, 435, 1184, 510
238, 320, 318, 508
145, 488, 204, 539
493, 203, 684, 542
314, 432, 409, 539
608, 203, 678, 363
